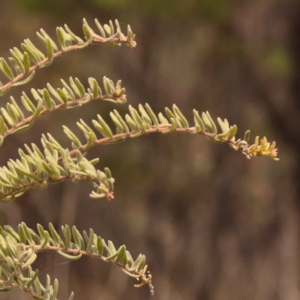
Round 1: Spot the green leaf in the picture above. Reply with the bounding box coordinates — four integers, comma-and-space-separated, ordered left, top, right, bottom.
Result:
103, 76, 114, 95
48, 223, 61, 247
115, 245, 126, 263
112, 110, 129, 133
12, 71, 35, 87
62, 225, 71, 249
130, 254, 143, 270
97, 237, 103, 256
96, 115, 113, 139
56, 27, 66, 49
21, 43, 39, 64
85, 229, 94, 254
1, 108, 15, 127
0, 116, 7, 136
173, 105, 189, 128
46, 83, 64, 103
43, 89, 54, 109
244, 130, 250, 143
22, 253, 37, 269
227, 125, 237, 140
46, 38, 54, 61
125, 114, 138, 132
63, 126, 82, 147
21, 92, 36, 113
201, 112, 214, 133
9, 48, 25, 72
205, 111, 217, 134
64, 24, 84, 44
57, 251, 82, 260
145, 104, 158, 128
26, 269, 39, 287
0, 58, 14, 80
51, 278, 59, 300
95, 19, 106, 38
129, 105, 145, 131
69, 77, 81, 98
61, 79, 75, 99
75, 78, 85, 97
110, 112, 124, 133
23, 52, 31, 73
161, 118, 176, 134
72, 226, 85, 250
57, 88, 68, 103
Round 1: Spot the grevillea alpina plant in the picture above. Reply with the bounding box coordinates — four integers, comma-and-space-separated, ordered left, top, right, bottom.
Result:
0, 18, 278, 299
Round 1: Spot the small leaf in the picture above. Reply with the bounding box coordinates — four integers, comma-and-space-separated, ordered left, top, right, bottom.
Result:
62, 225, 71, 249
145, 104, 159, 128
12, 71, 35, 87
26, 269, 39, 287
95, 19, 106, 38
0, 58, 14, 80
51, 278, 59, 300
97, 237, 103, 255
48, 223, 61, 247
85, 228, 94, 254
103, 24, 112, 35
23, 52, 31, 73
75, 78, 86, 97
56, 27, 66, 49
0, 116, 8, 136
244, 130, 250, 143
46, 38, 54, 60
173, 105, 189, 128
227, 125, 237, 140
96, 115, 113, 139
63, 126, 82, 147
57, 251, 82, 260
22, 253, 37, 269
43, 89, 54, 109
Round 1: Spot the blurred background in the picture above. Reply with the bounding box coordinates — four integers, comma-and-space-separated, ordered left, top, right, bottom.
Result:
0, 0, 299, 299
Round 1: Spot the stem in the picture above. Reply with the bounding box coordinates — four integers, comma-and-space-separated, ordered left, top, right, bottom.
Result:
0, 125, 255, 202
1, 34, 133, 95
4, 92, 124, 139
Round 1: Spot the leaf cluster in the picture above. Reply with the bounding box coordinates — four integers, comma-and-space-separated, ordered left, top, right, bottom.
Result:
0, 223, 152, 299
0, 141, 114, 203
0, 103, 278, 204
0, 76, 126, 145
0, 18, 136, 96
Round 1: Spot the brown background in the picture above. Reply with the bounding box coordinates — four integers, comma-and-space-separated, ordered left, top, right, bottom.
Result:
0, 0, 299, 299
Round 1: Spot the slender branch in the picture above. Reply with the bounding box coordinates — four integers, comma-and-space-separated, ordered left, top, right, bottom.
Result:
66, 124, 278, 159
0, 124, 278, 202
0, 172, 113, 203
26, 244, 152, 289
0, 279, 46, 299
1, 33, 135, 95
4, 92, 124, 139
0, 244, 152, 299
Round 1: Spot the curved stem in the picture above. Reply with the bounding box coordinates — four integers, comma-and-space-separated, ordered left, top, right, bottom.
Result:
4, 92, 124, 139
1, 34, 134, 95
0, 124, 278, 202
